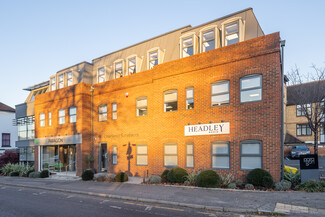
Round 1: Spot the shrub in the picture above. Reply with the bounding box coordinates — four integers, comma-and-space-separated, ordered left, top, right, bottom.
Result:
1, 163, 13, 175
40, 170, 49, 178
29, 172, 41, 178
235, 179, 244, 187
247, 168, 274, 188
82, 169, 94, 181
10, 171, 19, 176
228, 183, 236, 189
161, 169, 170, 183
185, 171, 201, 186
284, 169, 301, 188
196, 170, 221, 188
295, 180, 325, 192
115, 172, 128, 182
184, 180, 190, 186
245, 183, 254, 190
220, 174, 234, 187
166, 167, 188, 183
0, 151, 19, 168
149, 175, 162, 184
275, 180, 292, 191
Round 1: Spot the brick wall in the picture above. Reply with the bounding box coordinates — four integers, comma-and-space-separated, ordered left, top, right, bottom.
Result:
35, 32, 282, 181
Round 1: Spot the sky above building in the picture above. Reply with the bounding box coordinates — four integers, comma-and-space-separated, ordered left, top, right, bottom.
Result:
0, 0, 324, 107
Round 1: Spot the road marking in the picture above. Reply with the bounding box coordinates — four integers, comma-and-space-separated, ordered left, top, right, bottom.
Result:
198, 211, 213, 215
39, 192, 46, 195
110, 206, 122, 209
124, 202, 136, 205
145, 206, 152, 211
99, 200, 110, 204
154, 206, 184, 212
67, 195, 74, 198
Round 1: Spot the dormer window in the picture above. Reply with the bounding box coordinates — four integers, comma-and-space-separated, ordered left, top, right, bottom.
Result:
225, 21, 239, 46
149, 51, 158, 69
67, 71, 73, 86
182, 37, 193, 57
98, 67, 105, 83
128, 57, 136, 75
115, 61, 123, 78
202, 30, 215, 52
58, 74, 64, 89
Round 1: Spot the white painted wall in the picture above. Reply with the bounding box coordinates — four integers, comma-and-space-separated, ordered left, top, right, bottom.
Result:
0, 111, 17, 153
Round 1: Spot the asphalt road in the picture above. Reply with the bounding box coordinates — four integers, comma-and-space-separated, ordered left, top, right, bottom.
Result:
0, 185, 267, 217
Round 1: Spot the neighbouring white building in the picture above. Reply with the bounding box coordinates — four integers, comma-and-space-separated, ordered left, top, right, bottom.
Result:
0, 102, 17, 154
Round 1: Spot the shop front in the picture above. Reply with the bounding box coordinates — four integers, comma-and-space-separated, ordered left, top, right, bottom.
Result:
35, 135, 82, 174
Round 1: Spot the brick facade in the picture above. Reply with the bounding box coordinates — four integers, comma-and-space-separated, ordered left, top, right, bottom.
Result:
35, 32, 282, 181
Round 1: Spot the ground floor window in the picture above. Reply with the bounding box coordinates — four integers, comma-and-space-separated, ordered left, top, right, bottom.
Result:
186, 143, 194, 168
136, 144, 148, 166
164, 143, 177, 167
2, 133, 10, 147
41, 145, 76, 172
212, 141, 230, 169
19, 147, 35, 165
112, 145, 117, 165
240, 140, 262, 170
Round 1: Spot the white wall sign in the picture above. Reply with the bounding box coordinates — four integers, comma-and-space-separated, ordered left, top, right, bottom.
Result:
185, 123, 230, 136
34, 134, 82, 146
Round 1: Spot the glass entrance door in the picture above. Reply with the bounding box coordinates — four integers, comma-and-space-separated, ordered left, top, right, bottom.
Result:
100, 143, 107, 172
59, 145, 76, 171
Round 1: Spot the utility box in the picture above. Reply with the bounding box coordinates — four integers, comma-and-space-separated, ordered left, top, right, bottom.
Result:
300, 154, 319, 182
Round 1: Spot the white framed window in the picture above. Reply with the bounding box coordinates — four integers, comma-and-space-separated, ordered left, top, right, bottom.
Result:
297, 124, 312, 136
49, 112, 51, 126
149, 50, 158, 69
211, 80, 229, 106
40, 113, 45, 127
98, 105, 107, 122
225, 21, 239, 46
69, 106, 77, 123
240, 140, 262, 170
186, 143, 194, 168
202, 29, 215, 52
115, 61, 123, 78
67, 71, 73, 86
51, 77, 56, 91
136, 144, 148, 166
136, 97, 147, 116
128, 57, 136, 75
296, 104, 312, 116
186, 87, 194, 110
112, 103, 117, 120
58, 109, 65, 125
58, 74, 64, 89
112, 145, 117, 165
240, 74, 262, 103
164, 90, 177, 112
182, 37, 193, 57
212, 142, 230, 169
98, 67, 105, 83
164, 143, 177, 167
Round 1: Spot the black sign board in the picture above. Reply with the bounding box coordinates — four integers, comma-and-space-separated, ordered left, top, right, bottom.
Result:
300, 154, 319, 170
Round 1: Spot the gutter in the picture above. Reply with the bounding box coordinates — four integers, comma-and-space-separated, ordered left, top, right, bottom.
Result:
280, 39, 286, 180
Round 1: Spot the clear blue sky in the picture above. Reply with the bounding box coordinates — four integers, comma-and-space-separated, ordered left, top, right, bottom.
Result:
1, 0, 324, 108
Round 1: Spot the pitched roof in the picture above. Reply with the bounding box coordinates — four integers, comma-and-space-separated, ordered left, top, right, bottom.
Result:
0, 102, 15, 113
287, 80, 325, 105
284, 132, 305, 144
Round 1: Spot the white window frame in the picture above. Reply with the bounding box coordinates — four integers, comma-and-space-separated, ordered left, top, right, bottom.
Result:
164, 143, 178, 167
67, 71, 73, 86
240, 74, 262, 103
50, 77, 56, 91
221, 17, 245, 47
112, 145, 117, 165
58, 74, 64, 89
211, 80, 230, 106
114, 60, 124, 79
164, 89, 178, 112
97, 67, 106, 83
136, 97, 147, 117
211, 141, 230, 169
112, 103, 117, 120
40, 113, 45, 127
58, 109, 65, 125
186, 87, 194, 110
186, 143, 194, 168
69, 106, 77, 123
49, 112, 51, 126
136, 144, 148, 166
199, 25, 219, 53
128, 56, 137, 75
147, 47, 165, 70
98, 104, 107, 122
240, 140, 262, 170
179, 32, 197, 58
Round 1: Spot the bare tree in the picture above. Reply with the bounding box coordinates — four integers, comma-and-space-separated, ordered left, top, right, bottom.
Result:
286, 65, 325, 155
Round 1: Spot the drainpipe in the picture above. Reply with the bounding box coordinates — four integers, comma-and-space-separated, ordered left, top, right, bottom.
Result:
280, 39, 286, 180
90, 86, 94, 170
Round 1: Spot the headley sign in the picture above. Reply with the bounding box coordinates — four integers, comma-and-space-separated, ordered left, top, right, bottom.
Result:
185, 123, 230, 136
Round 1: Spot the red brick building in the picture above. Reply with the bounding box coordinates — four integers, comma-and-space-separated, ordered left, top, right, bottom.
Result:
17, 8, 283, 181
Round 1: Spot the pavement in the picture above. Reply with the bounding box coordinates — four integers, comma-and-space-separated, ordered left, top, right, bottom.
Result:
0, 176, 325, 216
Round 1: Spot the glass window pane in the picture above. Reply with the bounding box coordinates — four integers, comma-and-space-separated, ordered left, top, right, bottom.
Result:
202, 40, 215, 52
137, 108, 147, 116
225, 22, 238, 34
164, 91, 177, 102
150, 51, 158, 60
212, 144, 228, 154
226, 34, 239, 46
186, 144, 193, 155
129, 58, 136, 66
212, 156, 229, 169
112, 146, 117, 154
165, 145, 177, 154
212, 82, 229, 94
137, 98, 147, 107
203, 30, 214, 41
137, 145, 147, 154
112, 103, 117, 111
241, 157, 261, 170
241, 76, 261, 90
211, 94, 229, 106
70, 107, 76, 115
242, 143, 260, 155
150, 59, 158, 68
137, 155, 147, 165
164, 156, 177, 166
186, 99, 194, 109
165, 102, 178, 112
59, 110, 65, 117
112, 155, 117, 164
99, 105, 107, 113
183, 37, 193, 47
186, 88, 193, 98
183, 46, 193, 57
186, 156, 194, 168
240, 89, 262, 102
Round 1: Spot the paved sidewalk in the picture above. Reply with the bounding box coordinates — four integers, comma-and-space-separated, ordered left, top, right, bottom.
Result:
0, 176, 324, 216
